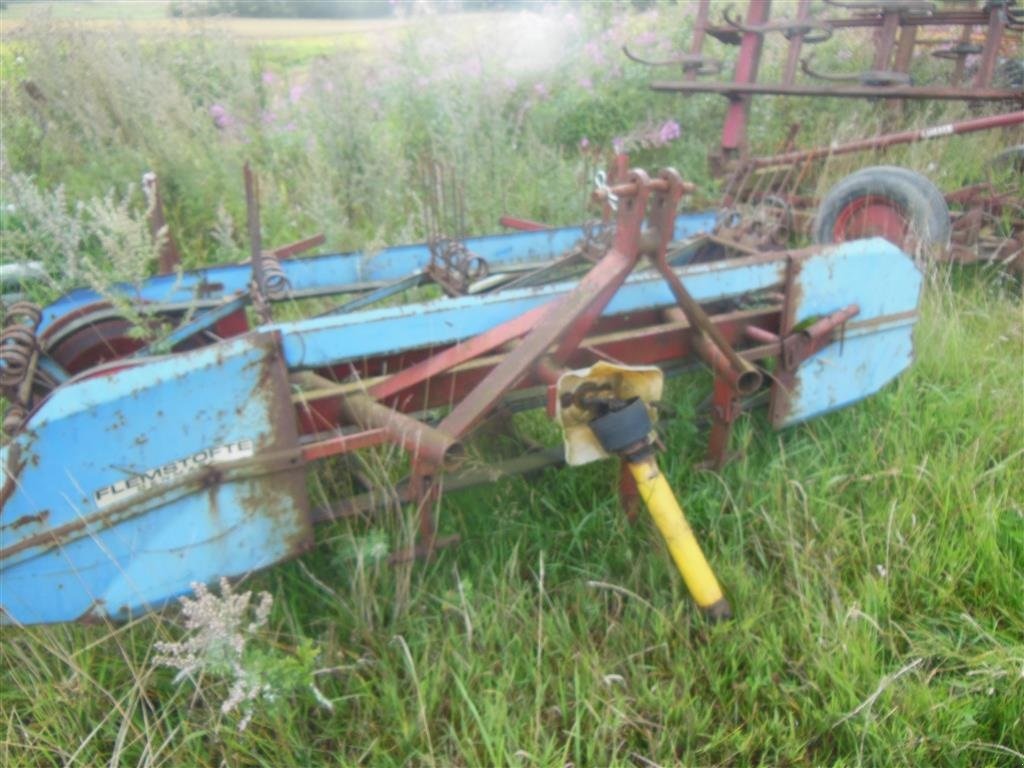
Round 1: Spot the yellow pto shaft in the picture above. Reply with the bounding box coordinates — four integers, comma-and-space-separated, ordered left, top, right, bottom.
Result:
626, 455, 732, 621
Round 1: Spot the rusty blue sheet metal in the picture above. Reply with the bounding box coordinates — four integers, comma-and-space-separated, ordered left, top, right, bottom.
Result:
274, 252, 790, 369
769, 237, 923, 426
38, 213, 717, 335
0, 332, 311, 625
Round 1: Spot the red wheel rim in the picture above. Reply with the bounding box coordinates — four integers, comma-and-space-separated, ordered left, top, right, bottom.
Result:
832, 194, 910, 246
45, 318, 147, 374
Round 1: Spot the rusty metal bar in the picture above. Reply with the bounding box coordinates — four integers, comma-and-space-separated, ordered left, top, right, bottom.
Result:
949, 25, 974, 86
368, 302, 551, 402
973, 1, 1007, 89
745, 325, 780, 344
892, 22, 918, 76
273, 233, 326, 259
687, 0, 712, 82
296, 371, 462, 466
692, 333, 757, 394
649, 170, 763, 395
702, 377, 740, 470
705, 9, 999, 35
722, 0, 771, 157
244, 162, 274, 324
301, 428, 389, 461
781, 304, 861, 370
872, 9, 901, 71
783, 0, 813, 86
746, 110, 1024, 170
651, 81, 1024, 101
802, 304, 861, 343
341, 391, 461, 466
143, 173, 181, 276
498, 216, 550, 232
436, 171, 653, 444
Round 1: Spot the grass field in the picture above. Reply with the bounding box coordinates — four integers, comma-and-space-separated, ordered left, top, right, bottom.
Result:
1, 3, 1022, 766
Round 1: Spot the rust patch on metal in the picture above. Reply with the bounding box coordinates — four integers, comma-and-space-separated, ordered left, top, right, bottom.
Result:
74, 599, 108, 625
6, 510, 50, 530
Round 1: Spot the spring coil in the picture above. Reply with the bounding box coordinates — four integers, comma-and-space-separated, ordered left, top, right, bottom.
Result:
1, 302, 42, 394
257, 251, 291, 300
2, 403, 28, 437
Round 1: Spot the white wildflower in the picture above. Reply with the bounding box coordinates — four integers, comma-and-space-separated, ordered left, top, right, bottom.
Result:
154, 578, 331, 732
154, 578, 276, 731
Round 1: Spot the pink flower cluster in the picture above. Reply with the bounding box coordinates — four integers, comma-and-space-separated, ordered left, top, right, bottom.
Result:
610, 119, 683, 155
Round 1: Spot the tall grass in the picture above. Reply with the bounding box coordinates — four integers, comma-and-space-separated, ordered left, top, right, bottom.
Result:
3, 272, 1019, 766
1, 5, 1022, 766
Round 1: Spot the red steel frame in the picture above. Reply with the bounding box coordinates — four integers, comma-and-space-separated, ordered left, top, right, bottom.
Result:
280, 170, 862, 553
657, 0, 1023, 166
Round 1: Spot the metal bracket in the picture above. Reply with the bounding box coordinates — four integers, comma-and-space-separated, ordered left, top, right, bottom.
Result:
800, 57, 911, 86
622, 45, 724, 76
721, 7, 833, 43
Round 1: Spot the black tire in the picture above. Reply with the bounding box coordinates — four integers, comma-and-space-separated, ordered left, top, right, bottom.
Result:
812, 165, 951, 254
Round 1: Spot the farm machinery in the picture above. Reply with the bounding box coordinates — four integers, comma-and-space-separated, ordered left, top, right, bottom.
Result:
634, 0, 1023, 267
0, 166, 924, 626
9, 0, 1023, 628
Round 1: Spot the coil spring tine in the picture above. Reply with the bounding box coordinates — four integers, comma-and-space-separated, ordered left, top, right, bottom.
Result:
1, 301, 43, 435
258, 252, 291, 299
1, 326, 38, 390
3, 403, 28, 437
3, 301, 43, 330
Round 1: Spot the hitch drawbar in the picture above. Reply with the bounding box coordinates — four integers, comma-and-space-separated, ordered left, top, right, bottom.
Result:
556, 362, 731, 621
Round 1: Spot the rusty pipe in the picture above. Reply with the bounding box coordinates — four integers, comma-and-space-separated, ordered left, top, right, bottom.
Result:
744, 325, 780, 344
747, 110, 1024, 170
803, 304, 860, 342
641, 167, 762, 396
692, 333, 761, 395
654, 263, 762, 395
339, 392, 463, 467
295, 372, 462, 466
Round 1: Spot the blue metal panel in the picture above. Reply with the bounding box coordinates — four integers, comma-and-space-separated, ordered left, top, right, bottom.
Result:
276, 255, 788, 369
0, 333, 311, 625
38, 213, 716, 335
773, 238, 923, 426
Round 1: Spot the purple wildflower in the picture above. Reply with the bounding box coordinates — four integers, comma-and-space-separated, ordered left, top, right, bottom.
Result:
533, 82, 548, 99
579, 136, 589, 149
289, 84, 305, 104
261, 70, 277, 85
209, 103, 234, 129
657, 120, 681, 144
